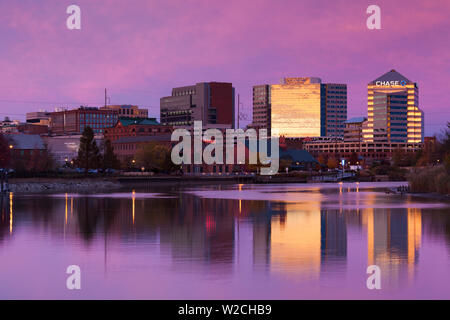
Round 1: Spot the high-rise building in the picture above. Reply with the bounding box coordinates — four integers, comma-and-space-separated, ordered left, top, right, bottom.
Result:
321, 83, 347, 137
100, 105, 148, 118
365, 70, 424, 143
252, 85, 271, 130
50, 107, 119, 135
253, 77, 347, 138
160, 82, 235, 128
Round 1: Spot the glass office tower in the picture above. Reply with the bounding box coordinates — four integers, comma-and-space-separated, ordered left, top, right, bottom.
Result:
271, 77, 322, 137
254, 77, 347, 138
365, 70, 424, 143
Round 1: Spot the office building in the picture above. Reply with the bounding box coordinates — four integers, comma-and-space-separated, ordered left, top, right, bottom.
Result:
50, 107, 119, 135
344, 117, 367, 142
365, 70, 424, 143
160, 82, 235, 128
252, 85, 271, 130
321, 83, 347, 137
100, 105, 148, 118
104, 117, 171, 142
26, 111, 51, 126
254, 77, 347, 138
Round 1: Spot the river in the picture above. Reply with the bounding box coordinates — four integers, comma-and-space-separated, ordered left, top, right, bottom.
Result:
0, 182, 449, 299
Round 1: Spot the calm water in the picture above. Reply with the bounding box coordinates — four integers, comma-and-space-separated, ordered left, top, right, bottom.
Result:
0, 182, 449, 299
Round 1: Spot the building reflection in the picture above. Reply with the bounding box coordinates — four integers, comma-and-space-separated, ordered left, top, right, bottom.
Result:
269, 201, 321, 279
4, 186, 450, 290
366, 208, 421, 287
320, 210, 347, 274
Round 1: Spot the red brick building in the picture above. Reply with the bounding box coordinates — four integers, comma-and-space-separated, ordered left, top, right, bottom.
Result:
104, 117, 172, 142
50, 107, 119, 135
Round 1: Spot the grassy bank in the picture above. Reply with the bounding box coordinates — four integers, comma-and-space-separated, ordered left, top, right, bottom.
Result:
409, 165, 450, 195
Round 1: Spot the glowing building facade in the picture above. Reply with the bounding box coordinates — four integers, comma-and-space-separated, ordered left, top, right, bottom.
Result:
258, 77, 347, 138
365, 70, 424, 143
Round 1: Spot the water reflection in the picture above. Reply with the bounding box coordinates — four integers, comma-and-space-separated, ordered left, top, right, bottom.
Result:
0, 184, 449, 299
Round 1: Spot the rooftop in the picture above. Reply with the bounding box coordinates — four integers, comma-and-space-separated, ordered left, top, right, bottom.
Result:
280, 149, 318, 163
118, 117, 160, 126
369, 69, 412, 85
345, 117, 367, 124
4, 133, 45, 150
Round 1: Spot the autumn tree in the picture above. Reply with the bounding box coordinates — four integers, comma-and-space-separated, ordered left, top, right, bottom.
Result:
136, 141, 174, 173
327, 157, 338, 169
75, 127, 102, 173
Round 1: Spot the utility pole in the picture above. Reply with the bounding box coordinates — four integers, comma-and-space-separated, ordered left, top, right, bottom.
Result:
104, 88, 107, 108
237, 94, 240, 129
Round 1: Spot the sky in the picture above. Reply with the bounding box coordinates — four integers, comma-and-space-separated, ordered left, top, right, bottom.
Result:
0, 0, 449, 136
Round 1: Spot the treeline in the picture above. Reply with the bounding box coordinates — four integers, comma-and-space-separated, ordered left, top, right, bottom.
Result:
409, 123, 450, 194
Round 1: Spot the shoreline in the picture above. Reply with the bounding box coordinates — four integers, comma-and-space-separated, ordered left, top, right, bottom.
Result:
3, 177, 449, 202
1, 176, 395, 193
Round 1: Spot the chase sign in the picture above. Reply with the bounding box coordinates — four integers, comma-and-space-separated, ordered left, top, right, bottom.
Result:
375, 80, 407, 86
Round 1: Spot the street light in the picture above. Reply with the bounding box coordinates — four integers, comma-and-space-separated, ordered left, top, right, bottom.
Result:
9, 145, 13, 149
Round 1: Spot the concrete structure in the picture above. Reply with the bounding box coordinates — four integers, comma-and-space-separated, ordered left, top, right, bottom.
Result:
0, 118, 20, 133
26, 111, 51, 126
50, 107, 119, 135
100, 105, 148, 118
104, 117, 171, 142
0, 117, 48, 135
344, 117, 367, 142
303, 139, 422, 163
366, 70, 424, 143
254, 77, 347, 138
252, 85, 271, 131
321, 83, 347, 137
160, 82, 235, 128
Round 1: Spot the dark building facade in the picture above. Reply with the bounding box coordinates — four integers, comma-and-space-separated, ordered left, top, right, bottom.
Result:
252, 85, 271, 131
321, 83, 347, 137
160, 82, 235, 128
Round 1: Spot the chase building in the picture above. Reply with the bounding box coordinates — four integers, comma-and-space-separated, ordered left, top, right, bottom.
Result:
365, 70, 424, 143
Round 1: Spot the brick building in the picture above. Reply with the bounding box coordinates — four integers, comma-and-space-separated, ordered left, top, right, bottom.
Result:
100, 105, 148, 118
160, 82, 235, 128
103, 117, 172, 142
50, 107, 119, 135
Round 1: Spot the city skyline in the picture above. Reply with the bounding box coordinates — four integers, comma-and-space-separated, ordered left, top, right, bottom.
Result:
0, 0, 449, 137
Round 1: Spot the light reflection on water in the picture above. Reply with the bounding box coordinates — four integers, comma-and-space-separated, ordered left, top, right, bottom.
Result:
0, 182, 449, 299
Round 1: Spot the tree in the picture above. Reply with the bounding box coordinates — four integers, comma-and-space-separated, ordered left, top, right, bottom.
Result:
136, 142, 174, 173
349, 152, 359, 165
102, 139, 120, 170
327, 157, 338, 169
0, 133, 11, 168
392, 148, 407, 167
317, 154, 326, 165
75, 127, 102, 173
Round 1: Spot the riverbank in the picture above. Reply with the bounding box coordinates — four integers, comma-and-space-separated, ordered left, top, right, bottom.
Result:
7, 178, 122, 193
